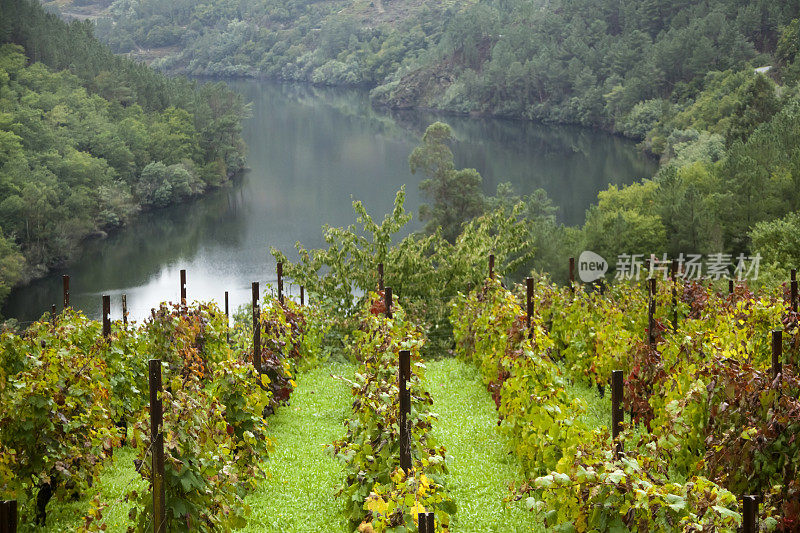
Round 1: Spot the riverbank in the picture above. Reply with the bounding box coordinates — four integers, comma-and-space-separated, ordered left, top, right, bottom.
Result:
1, 168, 247, 323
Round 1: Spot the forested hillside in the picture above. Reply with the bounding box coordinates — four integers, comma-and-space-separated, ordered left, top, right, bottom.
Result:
47, 0, 464, 85
0, 0, 247, 309
46, 0, 797, 132
374, 0, 794, 126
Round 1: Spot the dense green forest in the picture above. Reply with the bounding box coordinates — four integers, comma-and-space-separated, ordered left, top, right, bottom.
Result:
0, 0, 248, 308
413, 81, 800, 285
43, 0, 800, 270
52, 0, 461, 85
374, 0, 795, 126
46, 0, 797, 132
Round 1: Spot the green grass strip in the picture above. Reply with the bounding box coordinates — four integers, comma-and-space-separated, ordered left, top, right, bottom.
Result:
241, 360, 354, 532
424, 358, 544, 533
44, 446, 146, 532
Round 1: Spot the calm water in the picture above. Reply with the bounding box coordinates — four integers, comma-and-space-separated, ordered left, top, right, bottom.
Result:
3, 80, 656, 323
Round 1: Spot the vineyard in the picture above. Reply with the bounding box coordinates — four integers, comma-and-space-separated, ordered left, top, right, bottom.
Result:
1, 250, 799, 531
453, 272, 799, 531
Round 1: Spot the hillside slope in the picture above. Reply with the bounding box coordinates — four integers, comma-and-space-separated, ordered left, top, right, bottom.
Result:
45, 0, 800, 143
373, 0, 797, 132
44, 0, 470, 85
0, 0, 247, 311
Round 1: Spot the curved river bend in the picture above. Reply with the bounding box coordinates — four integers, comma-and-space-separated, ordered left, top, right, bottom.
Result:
4, 80, 657, 323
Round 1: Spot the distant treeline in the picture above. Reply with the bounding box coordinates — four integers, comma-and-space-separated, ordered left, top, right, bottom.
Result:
66, 0, 454, 84
0, 0, 248, 310
62, 0, 800, 276
374, 0, 797, 130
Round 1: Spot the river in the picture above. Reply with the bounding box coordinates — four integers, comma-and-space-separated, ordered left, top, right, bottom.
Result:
3, 80, 657, 323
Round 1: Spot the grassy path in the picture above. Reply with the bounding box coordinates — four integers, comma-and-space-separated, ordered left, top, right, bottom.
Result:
242, 360, 354, 532
44, 447, 145, 532
425, 358, 544, 533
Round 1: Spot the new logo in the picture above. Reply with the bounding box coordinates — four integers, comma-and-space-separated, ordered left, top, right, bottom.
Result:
578, 251, 608, 282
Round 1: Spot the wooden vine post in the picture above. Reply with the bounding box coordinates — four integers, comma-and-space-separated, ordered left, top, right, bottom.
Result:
791, 269, 798, 354
224, 291, 230, 342
648, 278, 656, 347
148, 359, 166, 533
569, 257, 575, 292
277, 262, 284, 305
772, 330, 783, 378
611, 370, 624, 459
122, 295, 128, 325
398, 349, 411, 474
252, 282, 261, 372
300, 286, 305, 306
378, 262, 384, 292
50, 304, 56, 322
180, 269, 187, 309
0, 499, 18, 533
62, 275, 70, 309
102, 295, 111, 339
742, 495, 758, 533
385, 287, 393, 320
526, 277, 534, 337
670, 259, 678, 331
224, 291, 229, 321
728, 279, 734, 295
488, 254, 495, 280
418, 511, 434, 533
